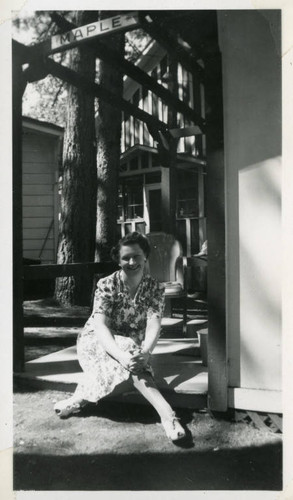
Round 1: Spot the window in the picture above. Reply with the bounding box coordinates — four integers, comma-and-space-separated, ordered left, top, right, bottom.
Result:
176, 169, 199, 217
130, 157, 139, 171
151, 153, 160, 167
145, 172, 161, 184
124, 177, 143, 220
117, 184, 124, 221
141, 151, 149, 169
132, 89, 140, 144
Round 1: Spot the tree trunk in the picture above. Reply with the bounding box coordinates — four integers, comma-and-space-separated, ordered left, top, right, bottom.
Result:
54, 12, 98, 306
95, 12, 124, 262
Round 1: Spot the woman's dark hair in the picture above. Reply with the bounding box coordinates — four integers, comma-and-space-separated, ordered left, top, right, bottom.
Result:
111, 232, 151, 263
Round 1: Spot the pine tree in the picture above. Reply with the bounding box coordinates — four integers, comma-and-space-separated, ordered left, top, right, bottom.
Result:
95, 11, 124, 262
54, 11, 98, 305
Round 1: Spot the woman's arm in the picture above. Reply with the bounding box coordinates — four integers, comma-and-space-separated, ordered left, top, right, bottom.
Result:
132, 316, 162, 370
93, 313, 132, 369
142, 316, 162, 354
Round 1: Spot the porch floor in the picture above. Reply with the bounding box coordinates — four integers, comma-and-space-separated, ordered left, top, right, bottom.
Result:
19, 298, 208, 408
16, 337, 208, 408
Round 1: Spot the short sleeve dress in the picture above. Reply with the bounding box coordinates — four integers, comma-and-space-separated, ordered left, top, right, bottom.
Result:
74, 270, 165, 403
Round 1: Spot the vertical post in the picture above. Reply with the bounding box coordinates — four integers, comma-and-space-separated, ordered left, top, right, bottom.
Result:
198, 166, 205, 248
161, 57, 177, 235
186, 218, 191, 257
161, 142, 177, 234
12, 43, 26, 372
204, 23, 227, 412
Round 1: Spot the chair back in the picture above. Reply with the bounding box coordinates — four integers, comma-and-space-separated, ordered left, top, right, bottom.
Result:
145, 232, 184, 286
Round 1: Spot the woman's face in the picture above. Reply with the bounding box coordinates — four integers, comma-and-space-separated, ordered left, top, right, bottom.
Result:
119, 243, 147, 278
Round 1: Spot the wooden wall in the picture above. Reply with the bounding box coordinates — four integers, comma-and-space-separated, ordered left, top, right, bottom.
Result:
22, 128, 61, 263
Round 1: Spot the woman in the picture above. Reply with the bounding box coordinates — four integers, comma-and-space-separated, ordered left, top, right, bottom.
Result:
54, 232, 186, 441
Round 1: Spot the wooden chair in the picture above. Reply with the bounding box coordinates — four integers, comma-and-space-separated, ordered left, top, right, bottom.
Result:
145, 232, 187, 331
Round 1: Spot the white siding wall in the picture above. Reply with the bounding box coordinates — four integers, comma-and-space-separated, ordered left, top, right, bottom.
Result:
218, 11, 281, 409
22, 130, 60, 263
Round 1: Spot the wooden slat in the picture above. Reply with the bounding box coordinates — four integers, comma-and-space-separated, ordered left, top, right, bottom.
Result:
268, 413, 283, 432
23, 217, 52, 228
23, 173, 53, 185
23, 250, 53, 262
23, 262, 117, 280
23, 206, 54, 218
23, 184, 54, 195
22, 163, 55, 175
23, 240, 54, 251
23, 195, 53, 207
22, 151, 56, 163
247, 410, 267, 430
23, 228, 53, 240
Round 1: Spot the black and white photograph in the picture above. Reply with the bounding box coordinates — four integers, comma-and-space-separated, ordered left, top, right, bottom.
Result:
1, 0, 292, 496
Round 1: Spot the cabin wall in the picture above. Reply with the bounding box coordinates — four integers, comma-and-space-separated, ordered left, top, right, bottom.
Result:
22, 129, 60, 264
218, 10, 282, 411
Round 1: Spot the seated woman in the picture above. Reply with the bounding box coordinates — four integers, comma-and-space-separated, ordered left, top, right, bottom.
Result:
54, 231, 186, 442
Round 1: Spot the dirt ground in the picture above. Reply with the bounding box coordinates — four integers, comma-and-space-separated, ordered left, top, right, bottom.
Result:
17, 299, 282, 491
13, 385, 282, 492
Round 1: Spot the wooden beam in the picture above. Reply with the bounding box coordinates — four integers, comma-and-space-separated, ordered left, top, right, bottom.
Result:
23, 262, 117, 280
170, 125, 201, 138
16, 38, 173, 166
139, 13, 204, 82
38, 56, 170, 140
204, 36, 227, 412
92, 42, 205, 132
161, 59, 178, 234
12, 39, 31, 65
36, 13, 205, 131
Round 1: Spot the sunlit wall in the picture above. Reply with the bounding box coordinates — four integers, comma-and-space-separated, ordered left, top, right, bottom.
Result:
218, 10, 281, 392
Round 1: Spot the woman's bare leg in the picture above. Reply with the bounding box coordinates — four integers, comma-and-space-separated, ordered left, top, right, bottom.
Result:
131, 372, 175, 421
131, 372, 186, 440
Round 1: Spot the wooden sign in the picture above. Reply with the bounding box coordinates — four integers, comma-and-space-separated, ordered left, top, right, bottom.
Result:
51, 12, 139, 53
170, 125, 202, 138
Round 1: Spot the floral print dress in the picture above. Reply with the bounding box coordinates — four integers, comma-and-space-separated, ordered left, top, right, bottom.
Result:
74, 271, 165, 403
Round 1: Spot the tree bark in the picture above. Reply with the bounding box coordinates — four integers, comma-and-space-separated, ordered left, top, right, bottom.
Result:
54, 11, 98, 306
95, 11, 124, 262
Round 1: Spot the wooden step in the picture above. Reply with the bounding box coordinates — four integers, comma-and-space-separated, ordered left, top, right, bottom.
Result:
15, 339, 208, 409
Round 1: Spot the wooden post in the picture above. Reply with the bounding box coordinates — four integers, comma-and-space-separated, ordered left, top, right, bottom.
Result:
204, 25, 227, 412
161, 58, 178, 235
12, 45, 26, 372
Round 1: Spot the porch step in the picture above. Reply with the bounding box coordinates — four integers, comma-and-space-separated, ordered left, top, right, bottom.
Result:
15, 339, 208, 409
161, 317, 184, 338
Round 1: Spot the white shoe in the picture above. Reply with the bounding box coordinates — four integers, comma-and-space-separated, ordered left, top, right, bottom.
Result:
161, 413, 186, 441
54, 397, 87, 418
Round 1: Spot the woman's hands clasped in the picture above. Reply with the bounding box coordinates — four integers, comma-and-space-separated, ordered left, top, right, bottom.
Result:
119, 350, 150, 374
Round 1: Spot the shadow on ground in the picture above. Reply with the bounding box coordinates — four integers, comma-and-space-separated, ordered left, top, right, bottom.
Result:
14, 441, 282, 491
13, 388, 282, 491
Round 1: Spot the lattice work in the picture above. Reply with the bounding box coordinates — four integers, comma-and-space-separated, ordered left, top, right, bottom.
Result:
233, 409, 282, 434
